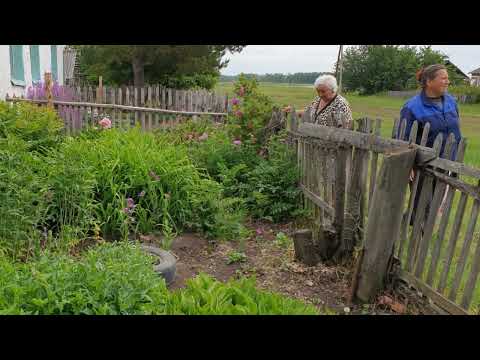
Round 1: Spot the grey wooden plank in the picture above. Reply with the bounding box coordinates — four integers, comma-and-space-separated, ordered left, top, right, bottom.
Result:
392, 118, 400, 139
334, 145, 348, 238
148, 86, 153, 130
369, 119, 382, 205
398, 270, 469, 315
409, 121, 419, 144
413, 132, 457, 279
399, 118, 407, 140
460, 228, 480, 310
420, 122, 431, 146
449, 190, 480, 302
355, 147, 417, 302
437, 192, 468, 294
406, 134, 443, 272
296, 124, 480, 179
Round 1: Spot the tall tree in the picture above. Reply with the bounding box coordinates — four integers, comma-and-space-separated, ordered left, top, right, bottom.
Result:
74, 45, 245, 88
341, 45, 464, 95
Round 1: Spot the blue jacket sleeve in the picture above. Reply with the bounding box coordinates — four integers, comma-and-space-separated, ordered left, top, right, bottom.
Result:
399, 105, 416, 141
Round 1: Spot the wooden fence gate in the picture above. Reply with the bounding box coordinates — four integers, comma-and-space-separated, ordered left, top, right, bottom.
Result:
287, 109, 480, 315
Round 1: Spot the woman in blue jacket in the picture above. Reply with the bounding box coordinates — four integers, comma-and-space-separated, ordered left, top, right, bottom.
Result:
399, 64, 462, 226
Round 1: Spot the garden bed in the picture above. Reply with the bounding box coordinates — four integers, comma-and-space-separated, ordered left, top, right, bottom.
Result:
139, 220, 440, 315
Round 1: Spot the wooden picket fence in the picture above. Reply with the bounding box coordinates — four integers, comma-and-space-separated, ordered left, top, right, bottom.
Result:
5, 87, 228, 134
64, 84, 229, 113
287, 108, 480, 314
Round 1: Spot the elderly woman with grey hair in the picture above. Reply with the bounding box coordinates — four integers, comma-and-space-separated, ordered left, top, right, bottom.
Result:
297, 74, 353, 128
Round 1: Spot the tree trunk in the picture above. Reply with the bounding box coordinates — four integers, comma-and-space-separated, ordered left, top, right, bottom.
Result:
132, 57, 145, 87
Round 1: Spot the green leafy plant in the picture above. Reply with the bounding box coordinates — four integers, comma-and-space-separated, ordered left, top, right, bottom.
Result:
0, 244, 320, 315
227, 251, 247, 265
166, 273, 320, 315
0, 101, 64, 153
275, 232, 292, 249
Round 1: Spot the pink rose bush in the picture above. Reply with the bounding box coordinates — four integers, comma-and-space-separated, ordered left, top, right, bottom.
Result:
99, 118, 112, 129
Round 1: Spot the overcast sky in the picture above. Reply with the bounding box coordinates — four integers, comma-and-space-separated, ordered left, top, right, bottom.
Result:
221, 45, 480, 76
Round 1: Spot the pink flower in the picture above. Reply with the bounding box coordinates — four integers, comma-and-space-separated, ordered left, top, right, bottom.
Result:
235, 110, 243, 117
231, 98, 240, 106
233, 140, 242, 146
126, 198, 136, 209
256, 228, 263, 236
238, 86, 245, 97
99, 117, 112, 129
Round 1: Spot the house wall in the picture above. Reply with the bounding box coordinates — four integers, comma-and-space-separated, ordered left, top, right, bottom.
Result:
471, 76, 480, 87
0, 45, 65, 100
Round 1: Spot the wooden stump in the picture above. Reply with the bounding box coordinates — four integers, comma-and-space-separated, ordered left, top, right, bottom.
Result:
293, 229, 319, 266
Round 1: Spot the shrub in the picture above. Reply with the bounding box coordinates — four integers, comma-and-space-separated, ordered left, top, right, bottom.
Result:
243, 132, 302, 222
227, 75, 274, 145
0, 101, 64, 153
448, 85, 480, 104
0, 243, 320, 315
0, 242, 169, 315
0, 137, 48, 260
61, 128, 228, 241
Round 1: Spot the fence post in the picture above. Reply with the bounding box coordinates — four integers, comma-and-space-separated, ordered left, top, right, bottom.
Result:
45, 72, 53, 108
354, 145, 417, 303
97, 76, 103, 104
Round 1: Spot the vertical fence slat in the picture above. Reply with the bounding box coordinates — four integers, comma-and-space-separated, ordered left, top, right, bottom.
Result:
147, 86, 153, 130
420, 122, 431, 147
448, 189, 480, 302
399, 118, 407, 140
368, 118, 382, 205
111, 88, 116, 127
117, 88, 123, 129
355, 147, 417, 302
397, 121, 431, 259
414, 133, 456, 279
437, 192, 468, 294
425, 138, 466, 286
406, 133, 443, 272
134, 87, 139, 127
461, 226, 480, 309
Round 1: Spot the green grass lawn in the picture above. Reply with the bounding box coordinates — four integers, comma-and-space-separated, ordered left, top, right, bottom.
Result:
216, 82, 480, 313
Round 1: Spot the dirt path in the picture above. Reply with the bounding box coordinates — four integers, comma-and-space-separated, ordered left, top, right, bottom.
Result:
140, 220, 439, 315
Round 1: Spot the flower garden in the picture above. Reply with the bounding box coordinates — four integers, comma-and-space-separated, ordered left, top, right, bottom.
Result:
0, 76, 327, 315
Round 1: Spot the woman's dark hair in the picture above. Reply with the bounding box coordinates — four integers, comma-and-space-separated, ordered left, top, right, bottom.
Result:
416, 64, 447, 88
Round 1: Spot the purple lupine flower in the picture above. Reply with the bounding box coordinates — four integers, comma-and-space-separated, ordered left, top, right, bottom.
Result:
123, 207, 130, 215
233, 140, 242, 146
231, 98, 240, 106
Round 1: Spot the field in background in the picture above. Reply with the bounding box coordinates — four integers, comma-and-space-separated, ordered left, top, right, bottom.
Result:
216, 82, 480, 168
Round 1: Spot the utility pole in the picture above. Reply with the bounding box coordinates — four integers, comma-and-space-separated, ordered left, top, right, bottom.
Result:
336, 45, 344, 94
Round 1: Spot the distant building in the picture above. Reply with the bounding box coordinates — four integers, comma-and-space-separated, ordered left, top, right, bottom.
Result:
469, 67, 480, 87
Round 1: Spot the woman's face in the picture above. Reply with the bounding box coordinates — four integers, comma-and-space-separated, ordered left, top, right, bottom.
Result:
316, 84, 335, 101
427, 69, 450, 96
